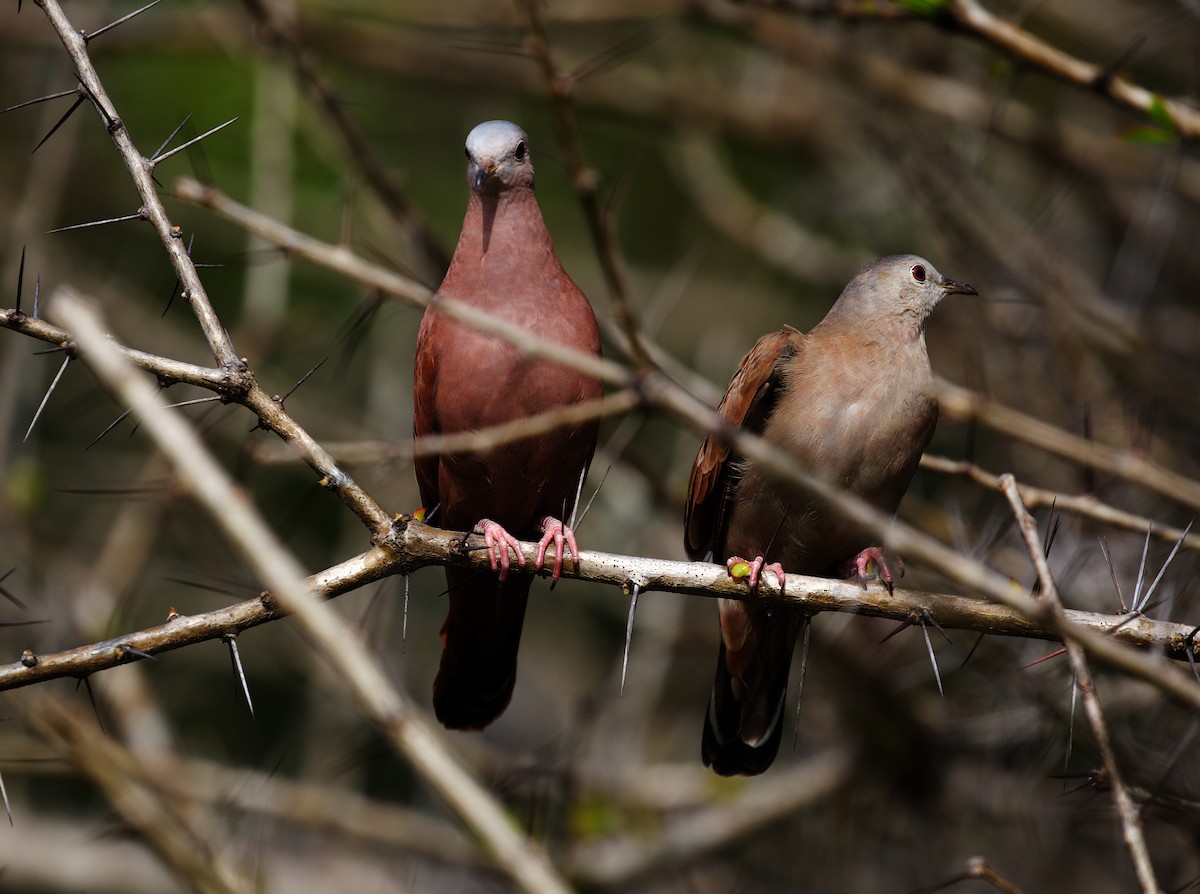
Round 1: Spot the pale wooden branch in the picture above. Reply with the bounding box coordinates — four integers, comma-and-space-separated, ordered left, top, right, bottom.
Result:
999, 473, 1162, 894
53, 291, 573, 894
3, 510, 1198, 697
921, 454, 1200, 553
31, 696, 256, 894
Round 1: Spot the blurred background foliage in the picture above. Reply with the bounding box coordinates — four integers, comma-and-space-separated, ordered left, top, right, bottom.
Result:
2, 0, 1200, 891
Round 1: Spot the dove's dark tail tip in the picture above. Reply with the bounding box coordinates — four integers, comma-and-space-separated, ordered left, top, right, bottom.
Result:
702, 703, 784, 777
432, 569, 530, 731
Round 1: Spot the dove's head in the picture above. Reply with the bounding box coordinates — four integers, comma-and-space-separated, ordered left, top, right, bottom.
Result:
465, 120, 534, 193
825, 254, 976, 330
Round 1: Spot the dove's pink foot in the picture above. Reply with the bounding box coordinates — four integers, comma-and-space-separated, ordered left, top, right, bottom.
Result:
536, 515, 579, 581
726, 556, 786, 593
841, 546, 903, 593
477, 519, 525, 581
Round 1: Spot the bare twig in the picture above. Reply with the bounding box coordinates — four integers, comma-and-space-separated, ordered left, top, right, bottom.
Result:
938, 378, 1200, 514
999, 473, 1162, 894
236, 0, 449, 280
921, 454, 1200, 552
518, 0, 652, 370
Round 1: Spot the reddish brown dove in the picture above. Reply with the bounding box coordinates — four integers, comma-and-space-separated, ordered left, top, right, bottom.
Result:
684, 255, 975, 776
413, 120, 602, 730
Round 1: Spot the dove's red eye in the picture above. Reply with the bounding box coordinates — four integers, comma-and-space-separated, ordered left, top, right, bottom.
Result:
514, 140, 527, 161
911, 264, 926, 282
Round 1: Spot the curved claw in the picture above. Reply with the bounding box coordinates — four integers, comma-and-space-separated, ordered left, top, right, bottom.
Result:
478, 518, 525, 581
726, 556, 786, 593
852, 547, 903, 594
536, 515, 579, 581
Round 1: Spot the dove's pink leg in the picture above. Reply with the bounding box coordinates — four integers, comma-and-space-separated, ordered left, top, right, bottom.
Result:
477, 519, 525, 581
841, 546, 903, 593
536, 515, 579, 581
726, 555, 786, 593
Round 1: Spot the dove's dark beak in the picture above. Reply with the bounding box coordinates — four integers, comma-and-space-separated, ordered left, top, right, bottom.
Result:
473, 157, 500, 190
941, 278, 978, 296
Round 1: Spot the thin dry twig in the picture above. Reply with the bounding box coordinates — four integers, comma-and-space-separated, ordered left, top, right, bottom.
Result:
921, 454, 1200, 552
518, 0, 652, 369
750, 0, 1200, 142
236, 0, 450, 279
999, 473, 1162, 894
938, 378, 1200, 514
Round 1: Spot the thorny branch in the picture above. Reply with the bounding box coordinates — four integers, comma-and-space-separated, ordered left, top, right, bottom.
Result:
1000, 474, 1163, 894
3, 504, 1198, 695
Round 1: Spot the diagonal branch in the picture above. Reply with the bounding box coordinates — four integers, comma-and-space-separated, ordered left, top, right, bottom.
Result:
52, 289, 574, 894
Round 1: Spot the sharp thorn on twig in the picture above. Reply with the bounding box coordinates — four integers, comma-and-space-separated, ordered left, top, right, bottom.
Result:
573, 465, 610, 532
1, 87, 78, 115
151, 113, 192, 162
150, 117, 238, 167
423, 503, 440, 526
31, 345, 71, 356
919, 614, 944, 697
0, 568, 28, 611
959, 632, 985, 669
1022, 647, 1069, 669
1097, 535, 1126, 612
401, 574, 410, 653
163, 231, 195, 317
280, 357, 328, 403
1131, 526, 1152, 611
15, 245, 25, 314
163, 396, 222, 412
119, 646, 157, 662
88, 400, 146, 455
84, 0, 164, 43
225, 635, 255, 717
1064, 674, 1078, 791
75, 675, 107, 734
23, 355, 71, 442
567, 465, 587, 530
879, 617, 913, 645
791, 618, 812, 751
0, 768, 11, 827
31, 94, 85, 154
48, 211, 144, 233
620, 582, 639, 695
1138, 518, 1194, 614
1184, 627, 1200, 684
76, 79, 115, 129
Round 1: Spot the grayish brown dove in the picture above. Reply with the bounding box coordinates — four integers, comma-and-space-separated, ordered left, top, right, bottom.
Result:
684, 254, 976, 775
413, 120, 602, 730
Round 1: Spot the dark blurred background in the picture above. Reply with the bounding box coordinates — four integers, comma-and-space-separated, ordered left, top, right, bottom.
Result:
2, 1, 1199, 891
